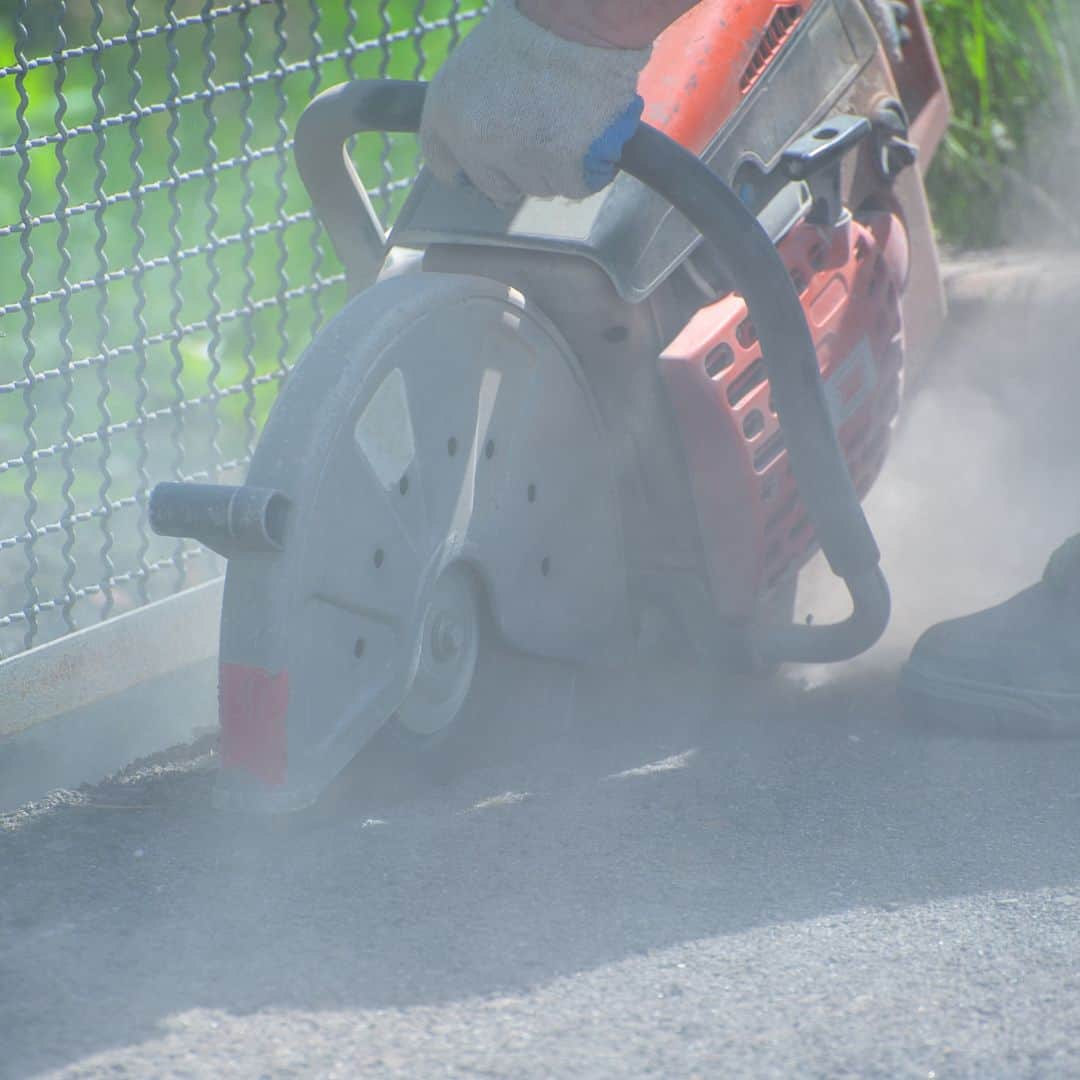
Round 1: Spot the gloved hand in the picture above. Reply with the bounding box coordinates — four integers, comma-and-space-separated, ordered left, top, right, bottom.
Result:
420, 1, 650, 205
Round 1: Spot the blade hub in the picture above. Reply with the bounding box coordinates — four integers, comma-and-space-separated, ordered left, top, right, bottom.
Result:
395, 564, 480, 739
430, 612, 464, 662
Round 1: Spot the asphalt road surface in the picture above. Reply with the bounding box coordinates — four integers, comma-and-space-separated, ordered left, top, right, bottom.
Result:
4, 256, 1080, 1078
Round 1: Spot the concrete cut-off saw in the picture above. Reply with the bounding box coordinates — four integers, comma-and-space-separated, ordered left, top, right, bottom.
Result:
150, 0, 952, 812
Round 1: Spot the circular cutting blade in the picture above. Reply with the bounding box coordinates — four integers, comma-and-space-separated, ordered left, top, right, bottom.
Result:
216, 272, 629, 810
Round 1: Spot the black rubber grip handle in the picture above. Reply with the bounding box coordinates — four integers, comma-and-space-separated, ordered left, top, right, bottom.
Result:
620, 124, 889, 662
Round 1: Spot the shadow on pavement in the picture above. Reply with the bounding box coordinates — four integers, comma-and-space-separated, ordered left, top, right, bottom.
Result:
3, 650, 1080, 1076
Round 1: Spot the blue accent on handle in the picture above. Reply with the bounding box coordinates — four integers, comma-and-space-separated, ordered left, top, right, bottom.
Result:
584, 95, 645, 194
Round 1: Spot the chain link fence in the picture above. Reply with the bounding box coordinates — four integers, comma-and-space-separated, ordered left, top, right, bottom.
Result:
0, 0, 483, 660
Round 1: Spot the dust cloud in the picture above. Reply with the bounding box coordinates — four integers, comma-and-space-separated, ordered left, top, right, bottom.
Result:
797, 253, 1080, 674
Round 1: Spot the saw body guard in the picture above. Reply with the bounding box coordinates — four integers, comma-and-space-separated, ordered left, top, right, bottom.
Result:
151, 0, 951, 811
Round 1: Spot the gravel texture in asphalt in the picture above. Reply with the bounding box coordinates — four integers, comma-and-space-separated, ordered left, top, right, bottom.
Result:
4, 664, 1080, 1079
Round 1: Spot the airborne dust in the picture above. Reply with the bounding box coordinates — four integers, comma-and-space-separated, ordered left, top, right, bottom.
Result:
798, 250, 1080, 680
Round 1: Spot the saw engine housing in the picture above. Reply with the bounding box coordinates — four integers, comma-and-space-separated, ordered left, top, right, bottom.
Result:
661, 210, 909, 617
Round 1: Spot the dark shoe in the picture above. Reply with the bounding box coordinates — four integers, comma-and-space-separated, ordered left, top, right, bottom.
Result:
899, 535, 1080, 735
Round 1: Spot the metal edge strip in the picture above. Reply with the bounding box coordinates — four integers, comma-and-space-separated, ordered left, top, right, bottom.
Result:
0, 577, 223, 739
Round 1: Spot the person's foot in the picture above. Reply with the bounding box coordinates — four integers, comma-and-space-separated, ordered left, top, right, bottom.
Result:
899, 535, 1080, 735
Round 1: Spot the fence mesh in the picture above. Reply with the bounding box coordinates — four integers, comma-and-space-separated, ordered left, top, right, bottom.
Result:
0, 0, 483, 659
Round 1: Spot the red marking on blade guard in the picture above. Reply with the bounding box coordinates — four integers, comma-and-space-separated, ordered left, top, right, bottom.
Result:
219, 663, 289, 787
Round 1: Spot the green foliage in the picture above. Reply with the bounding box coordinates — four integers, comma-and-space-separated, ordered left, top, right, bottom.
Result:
924, 0, 1080, 247
0, 1, 474, 649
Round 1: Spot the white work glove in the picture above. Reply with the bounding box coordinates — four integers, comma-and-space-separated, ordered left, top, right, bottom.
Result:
420, 1, 650, 205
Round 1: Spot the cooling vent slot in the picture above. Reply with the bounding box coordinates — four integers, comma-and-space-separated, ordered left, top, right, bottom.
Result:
739, 4, 803, 93
726, 358, 768, 407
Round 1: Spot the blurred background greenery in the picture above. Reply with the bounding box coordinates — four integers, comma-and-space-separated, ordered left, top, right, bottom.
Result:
923, 0, 1079, 247
0, 0, 1076, 654
0, 0, 471, 653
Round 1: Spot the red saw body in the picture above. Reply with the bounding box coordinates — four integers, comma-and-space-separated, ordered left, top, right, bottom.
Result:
662, 210, 909, 611
151, 0, 952, 811
641, 0, 948, 612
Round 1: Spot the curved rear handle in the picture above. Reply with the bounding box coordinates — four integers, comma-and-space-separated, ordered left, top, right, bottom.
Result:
294, 79, 890, 664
